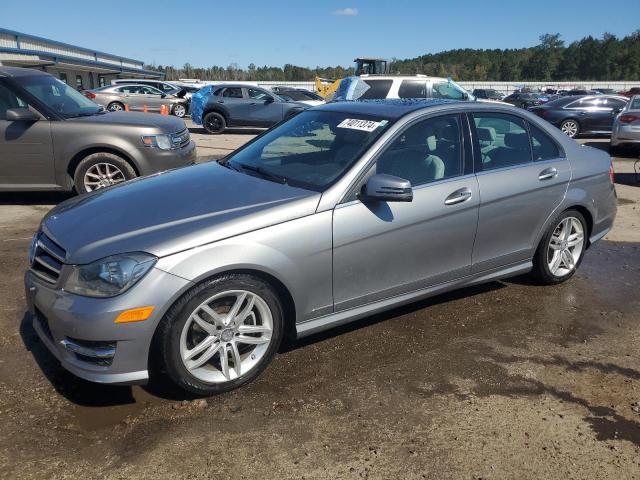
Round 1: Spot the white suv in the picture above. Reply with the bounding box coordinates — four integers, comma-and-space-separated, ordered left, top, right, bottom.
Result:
353, 74, 471, 101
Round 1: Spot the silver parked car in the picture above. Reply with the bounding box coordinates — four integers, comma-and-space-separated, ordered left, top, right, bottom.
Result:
611, 95, 640, 151
85, 84, 189, 117
25, 99, 617, 395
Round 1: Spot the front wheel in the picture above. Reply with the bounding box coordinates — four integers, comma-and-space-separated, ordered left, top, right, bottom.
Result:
156, 274, 284, 395
73, 152, 136, 194
560, 119, 580, 138
172, 103, 187, 118
107, 102, 124, 112
531, 210, 587, 284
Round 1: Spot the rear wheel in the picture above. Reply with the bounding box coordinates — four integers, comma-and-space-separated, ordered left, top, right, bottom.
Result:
73, 152, 136, 194
531, 210, 587, 284
107, 102, 124, 112
172, 103, 187, 118
560, 119, 580, 138
156, 274, 284, 395
203, 111, 226, 134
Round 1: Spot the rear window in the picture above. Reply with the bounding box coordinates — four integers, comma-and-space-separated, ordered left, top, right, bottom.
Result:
360, 80, 393, 100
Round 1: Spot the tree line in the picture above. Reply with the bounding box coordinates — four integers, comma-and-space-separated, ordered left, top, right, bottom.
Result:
146, 31, 640, 82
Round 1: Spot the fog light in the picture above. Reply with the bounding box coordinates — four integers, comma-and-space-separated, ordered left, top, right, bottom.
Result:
115, 306, 155, 324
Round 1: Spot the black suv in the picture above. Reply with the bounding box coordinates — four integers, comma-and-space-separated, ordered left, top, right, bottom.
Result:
472, 88, 503, 100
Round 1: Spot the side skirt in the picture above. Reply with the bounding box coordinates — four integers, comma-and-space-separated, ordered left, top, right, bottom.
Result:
295, 260, 532, 338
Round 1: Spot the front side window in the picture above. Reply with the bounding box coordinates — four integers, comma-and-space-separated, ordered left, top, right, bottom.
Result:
529, 123, 561, 161
21, 75, 100, 118
473, 113, 532, 170
247, 88, 271, 100
117, 85, 142, 94
398, 80, 427, 99
141, 86, 162, 95
376, 114, 463, 186
360, 80, 393, 100
222, 87, 243, 98
431, 80, 467, 100
0, 82, 30, 120
226, 110, 392, 192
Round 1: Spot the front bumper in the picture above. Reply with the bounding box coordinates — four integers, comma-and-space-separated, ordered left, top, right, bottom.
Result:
24, 267, 192, 385
137, 140, 197, 176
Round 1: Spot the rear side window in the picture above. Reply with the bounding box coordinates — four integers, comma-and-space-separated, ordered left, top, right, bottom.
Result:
528, 123, 561, 161
360, 80, 393, 99
398, 80, 426, 99
473, 113, 532, 170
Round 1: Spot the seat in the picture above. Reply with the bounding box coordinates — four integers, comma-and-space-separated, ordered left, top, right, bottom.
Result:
476, 126, 497, 164
485, 132, 530, 168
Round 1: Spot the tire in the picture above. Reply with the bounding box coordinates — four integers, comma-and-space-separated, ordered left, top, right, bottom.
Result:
172, 103, 187, 118
73, 152, 136, 194
155, 273, 284, 396
107, 102, 125, 112
203, 111, 226, 134
560, 119, 580, 138
531, 209, 588, 285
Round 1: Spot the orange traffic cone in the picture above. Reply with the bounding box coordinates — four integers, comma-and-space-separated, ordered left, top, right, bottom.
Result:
143, 105, 148, 113
124, 104, 129, 112
160, 104, 168, 115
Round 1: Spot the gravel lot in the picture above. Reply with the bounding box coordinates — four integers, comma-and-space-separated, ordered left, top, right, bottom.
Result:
0, 131, 638, 479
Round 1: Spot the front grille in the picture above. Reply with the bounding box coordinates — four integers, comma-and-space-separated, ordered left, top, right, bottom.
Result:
30, 232, 66, 285
171, 128, 191, 149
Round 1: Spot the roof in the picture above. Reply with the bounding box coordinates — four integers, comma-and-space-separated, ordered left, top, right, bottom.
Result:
0, 65, 51, 77
315, 98, 466, 119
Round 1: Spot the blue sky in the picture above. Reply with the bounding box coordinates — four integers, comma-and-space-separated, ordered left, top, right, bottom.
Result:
3, 0, 639, 68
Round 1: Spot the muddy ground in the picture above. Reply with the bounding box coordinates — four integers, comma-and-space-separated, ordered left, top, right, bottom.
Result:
0, 139, 638, 479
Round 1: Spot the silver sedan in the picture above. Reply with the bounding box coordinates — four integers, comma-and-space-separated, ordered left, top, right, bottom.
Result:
611, 95, 640, 151
25, 100, 617, 395
84, 84, 188, 117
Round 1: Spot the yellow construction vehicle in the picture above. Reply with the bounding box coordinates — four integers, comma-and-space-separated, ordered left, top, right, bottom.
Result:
315, 57, 389, 98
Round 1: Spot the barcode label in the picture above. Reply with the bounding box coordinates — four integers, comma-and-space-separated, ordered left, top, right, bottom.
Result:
337, 118, 386, 132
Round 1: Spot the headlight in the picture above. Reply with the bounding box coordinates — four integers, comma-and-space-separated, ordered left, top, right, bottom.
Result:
141, 134, 172, 150
63, 252, 157, 298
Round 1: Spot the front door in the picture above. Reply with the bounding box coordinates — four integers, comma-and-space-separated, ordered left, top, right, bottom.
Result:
246, 88, 283, 126
470, 112, 570, 272
332, 113, 479, 311
0, 80, 54, 188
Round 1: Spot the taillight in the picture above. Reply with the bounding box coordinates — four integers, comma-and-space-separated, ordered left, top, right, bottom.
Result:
83, 91, 96, 99
618, 114, 640, 123
609, 163, 615, 184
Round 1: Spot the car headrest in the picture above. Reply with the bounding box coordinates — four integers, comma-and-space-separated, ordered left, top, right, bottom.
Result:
426, 135, 437, 151
505, 132, 530, 150
476, 126, 496, 142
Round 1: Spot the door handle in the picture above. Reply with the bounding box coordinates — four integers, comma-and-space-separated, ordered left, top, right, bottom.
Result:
444, 187, 472, 205
538, 167, 558, 181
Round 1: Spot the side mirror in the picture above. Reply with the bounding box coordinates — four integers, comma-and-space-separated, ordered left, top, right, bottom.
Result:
361, 173, 413, 202
264, 96, 275, 104
161, 93, 167, 98
5, 108, 39, 122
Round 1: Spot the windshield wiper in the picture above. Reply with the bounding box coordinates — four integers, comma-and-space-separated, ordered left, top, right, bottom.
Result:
235, 163, 288, 185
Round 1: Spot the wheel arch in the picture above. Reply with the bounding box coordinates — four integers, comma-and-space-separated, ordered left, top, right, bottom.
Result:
203, 106, 230, 123
67, 146, 141, 179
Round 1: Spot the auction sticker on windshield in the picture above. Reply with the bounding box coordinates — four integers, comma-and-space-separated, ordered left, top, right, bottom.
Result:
337, 118, 388, 132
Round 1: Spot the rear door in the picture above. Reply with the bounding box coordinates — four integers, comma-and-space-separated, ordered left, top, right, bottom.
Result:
215, 87, 247, 125
470, 111, 570, 272
139, 86, 165, 112
246, 88, 283, 126
0, 80, 55, 188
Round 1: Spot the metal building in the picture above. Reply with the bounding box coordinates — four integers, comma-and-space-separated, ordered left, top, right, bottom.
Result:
0, 28, 162, 89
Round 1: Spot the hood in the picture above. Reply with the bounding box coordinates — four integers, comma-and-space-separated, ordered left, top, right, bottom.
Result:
68, 111, 186, 133
43, 162, 320, 264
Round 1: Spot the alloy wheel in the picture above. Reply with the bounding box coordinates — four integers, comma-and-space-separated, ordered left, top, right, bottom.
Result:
173, 104, 186, 118
108, 103, 123, 112
83, 162, 126, 191
561, 120, 578, 137
179, 290, 273, 383
546, 216, 584, 277
205, 115, 223, 132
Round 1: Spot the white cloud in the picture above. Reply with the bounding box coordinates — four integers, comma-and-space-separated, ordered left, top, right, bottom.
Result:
332, 7, 358, 16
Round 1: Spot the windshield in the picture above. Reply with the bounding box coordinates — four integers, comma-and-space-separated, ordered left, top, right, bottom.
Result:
22, 75, 101, 118
226, 110, 392, 192
431, 80, 468, 100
